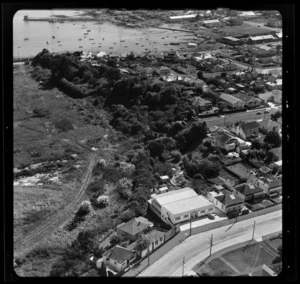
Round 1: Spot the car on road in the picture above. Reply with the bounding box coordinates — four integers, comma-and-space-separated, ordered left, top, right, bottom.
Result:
256, 111, 262, 115
264, 110, 270, 114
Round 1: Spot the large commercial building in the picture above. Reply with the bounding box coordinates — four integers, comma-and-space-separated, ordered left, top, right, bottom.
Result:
203, 19, 222, 27
149, 187, 214, 225
169, 14, 197, 21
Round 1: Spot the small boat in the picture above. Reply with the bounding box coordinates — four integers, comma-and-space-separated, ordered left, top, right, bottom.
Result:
109, 47, 113, 49
84, 33, 88, 35
103, 38, 104, 40
136, 43, 139, 45
87, 29, 91, 32
161, 37, 165, 39
57, 41, 61, 43
79, 46, 83, 48
59, 44, 62, 46
52, 36, 55, 38
46, 41, 49, 44
113, 43, 117, 44
24, 37, 29, 40
79, 38, 82, 41
124, 46, 128, 47
120, 40, 125, 42
89, 38, 94, 40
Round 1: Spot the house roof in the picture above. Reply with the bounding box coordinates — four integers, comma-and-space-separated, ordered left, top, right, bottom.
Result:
214, 132, 233, 144
234, 183, 264, 196
259, 119, 280, 131
226, 163, 254, 179
232, 93, 258, 103
250, 35, 276, 41
215, 193, 244, 207
192, 96, 212, 107
117, 217, 153, 236
151, 187, 197, 206
268, 147, 282, 160
220, 93, 243, 104
164, 194, 213, 216
103, 245, 135, 264
258, 175, 282, 188
240, 120, 259, 135
203, 19, 221, 24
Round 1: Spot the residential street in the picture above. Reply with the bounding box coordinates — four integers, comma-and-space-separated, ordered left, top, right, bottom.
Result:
202, 106, 281, 128
138, 210, 282, 277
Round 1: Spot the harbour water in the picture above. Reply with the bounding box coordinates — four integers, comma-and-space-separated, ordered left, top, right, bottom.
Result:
14, 9, 193, 59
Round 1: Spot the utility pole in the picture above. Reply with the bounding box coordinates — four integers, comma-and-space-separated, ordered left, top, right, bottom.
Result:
252, 221, 256, 240
209, 234, 213, 256
189, 216, 192, 236
182, 257, 185, 276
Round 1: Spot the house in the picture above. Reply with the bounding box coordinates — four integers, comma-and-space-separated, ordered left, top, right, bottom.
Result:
211, 132, 238, 152
162, 51, 179, 60
258, 91, 274, 103
177, 64, 197, 74
208, 191, 244, 216
231, 120, 259, 140
141, 229, 165, 256
116, 217, 154, 241
256, 174, 282, 198
271, 89, 282, 103
159, 66, 171, 76
232, 93, 262, 108
233, 183, 265, 202
192, 96, 213, 112
203, 19, 222, 27
226, 163, 257, 182
149, 187, 214, 225
265, 79, 282, 90
102, 245, 136, 273
219, 93, 245, 108
259, 118, 280, 133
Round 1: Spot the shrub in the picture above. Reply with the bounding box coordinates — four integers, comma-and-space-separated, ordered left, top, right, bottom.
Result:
94, 196, 108, 209
54, 118, 74, 132
76, 201, 92, 217
87, 179, 105, 195
32, 107, 50, 118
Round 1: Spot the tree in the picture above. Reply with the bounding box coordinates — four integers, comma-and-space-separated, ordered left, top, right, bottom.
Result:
197, 70, 204, 79
251, 138, 264, 150
76, 201, 92, 217
134, 238, 149, 255
109, 235, 122, 246
264, 130, 281, 148
271, 111, 282, 122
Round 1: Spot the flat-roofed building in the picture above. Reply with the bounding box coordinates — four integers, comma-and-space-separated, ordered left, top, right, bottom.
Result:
203, 19, 222, 27
219, 93, 245, 108
169, 14, 198, 21
149, 187, 214, 225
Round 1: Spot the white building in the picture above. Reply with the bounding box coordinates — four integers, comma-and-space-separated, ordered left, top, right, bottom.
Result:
149, 187, 214, 225
169, 14, 197, 21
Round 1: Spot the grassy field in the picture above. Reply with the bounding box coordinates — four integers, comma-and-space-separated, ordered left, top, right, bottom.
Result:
195, 239, 279, 276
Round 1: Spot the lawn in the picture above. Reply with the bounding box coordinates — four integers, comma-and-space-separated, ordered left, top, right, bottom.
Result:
197, 257, 235, 276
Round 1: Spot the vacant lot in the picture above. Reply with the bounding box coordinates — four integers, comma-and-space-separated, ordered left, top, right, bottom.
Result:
196, 239, 277, 276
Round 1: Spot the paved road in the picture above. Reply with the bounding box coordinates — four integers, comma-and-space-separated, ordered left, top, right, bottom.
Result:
138, 210, 282, 277
14, 152, 97, 258
202, 106, 281, 128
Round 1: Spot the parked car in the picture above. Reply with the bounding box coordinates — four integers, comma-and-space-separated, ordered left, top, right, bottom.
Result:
207, 214, 215, 220
256, 111, 262, 115
264, 110, 270, 114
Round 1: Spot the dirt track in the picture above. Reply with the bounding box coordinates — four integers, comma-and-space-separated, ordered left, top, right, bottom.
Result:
14, 151, 97, 258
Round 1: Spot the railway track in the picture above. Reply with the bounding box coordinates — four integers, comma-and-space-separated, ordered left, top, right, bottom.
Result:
14, 152, 97, 258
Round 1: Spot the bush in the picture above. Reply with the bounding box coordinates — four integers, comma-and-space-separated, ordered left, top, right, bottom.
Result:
94, 196, 108, 209
76, 201, 92, 217
32, 107, 50, 118
54, 118, 74, 132
87, 179, 105, 195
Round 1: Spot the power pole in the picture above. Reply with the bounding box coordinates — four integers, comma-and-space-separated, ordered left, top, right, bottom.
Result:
209, 234, 213, 256
252, 221, 256, 240
182, 257, 185, 276
189, 216, 192, 236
